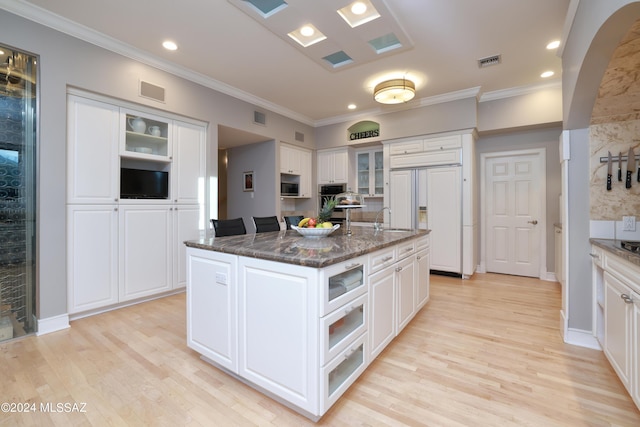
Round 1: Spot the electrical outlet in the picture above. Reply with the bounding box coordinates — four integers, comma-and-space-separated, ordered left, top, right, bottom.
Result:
623, 216, 636, 231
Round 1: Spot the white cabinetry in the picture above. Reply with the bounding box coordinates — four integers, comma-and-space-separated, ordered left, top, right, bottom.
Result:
67, 96, 120, 204
280, 144, 312, 198
318, 148, 351, 185
186, 233, 430, 419
172, 121, 205, 204
386, 131, 475, 278
427, 166, 461, 273
186, 248, 237, 372
66, 91, 205, 316
67, 205, 119, 312
119, 205, 173, 301
593, 244, 640, 410
356, 149, 383, 197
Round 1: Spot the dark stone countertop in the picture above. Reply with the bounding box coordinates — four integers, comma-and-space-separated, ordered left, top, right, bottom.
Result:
185, 226, 430, 268
590, 238, 640, 268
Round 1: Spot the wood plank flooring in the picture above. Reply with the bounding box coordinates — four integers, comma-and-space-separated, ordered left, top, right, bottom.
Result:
1, 273, 639, 426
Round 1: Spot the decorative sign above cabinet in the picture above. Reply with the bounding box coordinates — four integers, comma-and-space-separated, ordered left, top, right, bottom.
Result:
348, 120, 380, 141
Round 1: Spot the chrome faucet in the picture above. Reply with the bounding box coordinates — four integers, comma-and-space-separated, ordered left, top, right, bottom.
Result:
374, 207, 391, 231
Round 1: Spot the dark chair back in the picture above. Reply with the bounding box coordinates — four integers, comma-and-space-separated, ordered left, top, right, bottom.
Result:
211, 218, 246, 237
283, 215, 304, 230
253, 216, 281, 233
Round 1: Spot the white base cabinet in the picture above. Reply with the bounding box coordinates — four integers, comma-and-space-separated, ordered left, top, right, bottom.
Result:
593, 244, 640, 410
186, 234, 430, 420
67, 205, 119, 312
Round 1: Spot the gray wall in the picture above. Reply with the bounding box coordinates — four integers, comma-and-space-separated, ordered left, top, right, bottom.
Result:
0, 10, 314, 320
476, 127, 563, 270
227, 140, 278, 232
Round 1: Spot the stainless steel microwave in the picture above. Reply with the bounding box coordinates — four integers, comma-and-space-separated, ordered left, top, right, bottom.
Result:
281, 182, 299, 196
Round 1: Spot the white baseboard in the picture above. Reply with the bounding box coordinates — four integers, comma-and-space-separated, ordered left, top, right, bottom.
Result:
563, 327, 601, 350
36, 313, 70, 336
543, 271, 558, 282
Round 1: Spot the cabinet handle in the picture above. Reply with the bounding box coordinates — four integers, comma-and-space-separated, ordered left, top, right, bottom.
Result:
403, 247, 413, 253
556, 230, 561, 234
114, 198, 119, 202
114, 207, 118, 212
344, 305, 354, 315
589, 253, 599, 259
344, 263, 362, 271
395, 266, 403, 272
381, 256, 393, 262
417, 255, 421, 260
621, 294, 634, 304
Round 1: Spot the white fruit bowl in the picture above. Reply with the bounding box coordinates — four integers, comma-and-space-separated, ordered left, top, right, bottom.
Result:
291, 224, 340, 238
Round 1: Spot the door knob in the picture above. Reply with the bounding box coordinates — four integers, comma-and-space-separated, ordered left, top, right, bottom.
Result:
528, 220, 538, 225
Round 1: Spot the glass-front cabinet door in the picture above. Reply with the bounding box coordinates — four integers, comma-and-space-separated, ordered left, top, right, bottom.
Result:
356, 149, 383, 197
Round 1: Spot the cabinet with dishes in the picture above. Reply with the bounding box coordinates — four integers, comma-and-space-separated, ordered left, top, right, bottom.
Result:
355, 148, 383, 197
66, 91, 205, 316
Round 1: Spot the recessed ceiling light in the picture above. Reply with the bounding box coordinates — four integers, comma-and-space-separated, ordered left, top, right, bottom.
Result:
288, 24, 326, 47
348, 104, 357, 110
541, 71, 554, 78
351, 2, 367, 15
546, 40, 560, 50
162, 40, 178, 51
300, 25, 314, 37
337, 0, 380, 28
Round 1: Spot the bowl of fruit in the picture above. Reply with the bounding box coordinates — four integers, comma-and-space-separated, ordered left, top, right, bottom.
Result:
291, 221, 340, 238
291, 197, 339, 238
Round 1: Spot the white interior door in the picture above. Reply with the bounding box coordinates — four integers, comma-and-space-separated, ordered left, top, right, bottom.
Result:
484, 151, 544, 277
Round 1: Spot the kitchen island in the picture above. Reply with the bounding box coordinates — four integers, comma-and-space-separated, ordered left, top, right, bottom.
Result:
185, 226, 430, 421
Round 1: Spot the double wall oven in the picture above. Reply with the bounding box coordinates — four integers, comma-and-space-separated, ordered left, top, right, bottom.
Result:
319, 184, 347, 224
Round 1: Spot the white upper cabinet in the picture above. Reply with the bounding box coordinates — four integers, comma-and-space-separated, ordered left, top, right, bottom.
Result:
120, 109, 172, 161
356, 149, 383, 197
172, 121, 206, 204
67, 95, 120, 204
318, 148, 350, 185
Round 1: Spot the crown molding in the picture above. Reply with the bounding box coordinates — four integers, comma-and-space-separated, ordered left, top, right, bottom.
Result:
0, 0, 316, 126
479, 80, 562, 102
314, 86, 481, 127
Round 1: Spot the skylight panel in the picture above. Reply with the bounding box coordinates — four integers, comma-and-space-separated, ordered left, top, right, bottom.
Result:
243, 0, 287, 18
369, 33, 402, 54
323, 51, 353, 68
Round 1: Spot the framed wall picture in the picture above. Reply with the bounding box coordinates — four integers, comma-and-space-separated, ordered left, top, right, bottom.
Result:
243, 171, 254, 192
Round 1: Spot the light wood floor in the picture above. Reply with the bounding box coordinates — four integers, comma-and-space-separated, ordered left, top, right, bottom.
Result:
2, 274, 639, 426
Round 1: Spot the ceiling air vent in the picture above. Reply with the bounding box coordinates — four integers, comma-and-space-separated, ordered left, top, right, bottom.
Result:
478, 54, 501, 68
295, 131, 304, 142
254, 111, 266, 125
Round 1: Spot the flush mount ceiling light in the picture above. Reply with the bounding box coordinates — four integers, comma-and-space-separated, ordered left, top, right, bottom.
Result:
337, 0, 380, 28
288, 23, 326, 47
374, 78, 415, 104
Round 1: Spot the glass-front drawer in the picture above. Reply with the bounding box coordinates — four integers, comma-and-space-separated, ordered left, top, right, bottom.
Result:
321, 333, 367, 413
320, 255, 367, 316
320, 294, 367, 365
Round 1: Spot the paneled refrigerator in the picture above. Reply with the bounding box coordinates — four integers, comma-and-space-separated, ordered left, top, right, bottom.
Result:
389, 166, 462, 276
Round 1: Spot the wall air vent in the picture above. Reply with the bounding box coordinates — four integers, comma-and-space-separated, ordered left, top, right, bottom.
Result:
139, 80, 165, 102
295, 131, 304, 142
478, 54, 501, 68
254, 111, 266, 125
